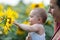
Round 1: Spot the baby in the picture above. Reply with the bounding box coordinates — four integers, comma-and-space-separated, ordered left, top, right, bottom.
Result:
14, 8, 47, 40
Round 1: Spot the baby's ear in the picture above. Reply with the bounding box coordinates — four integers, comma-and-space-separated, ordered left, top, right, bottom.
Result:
38, 17, 43, 23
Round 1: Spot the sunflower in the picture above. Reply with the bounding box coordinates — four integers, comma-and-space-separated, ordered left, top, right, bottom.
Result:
22, 20, 30, 25
16, 28, 25, 35
0, 4, 4, 10
4, 7, 18, 25
3, 26, 9, 35
47, 20, 52, 25
0, 10, 5, 23
30, 2, 45, 9
26, 7, 31, 16
0, 11, 4, 17
26, 2, 45, 16
3, 7, 19, 34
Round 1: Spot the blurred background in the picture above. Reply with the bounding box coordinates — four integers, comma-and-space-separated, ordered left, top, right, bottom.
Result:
0, 0, 54, 40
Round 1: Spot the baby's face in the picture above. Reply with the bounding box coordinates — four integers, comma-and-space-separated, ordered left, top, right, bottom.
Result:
29, 10, 42, 25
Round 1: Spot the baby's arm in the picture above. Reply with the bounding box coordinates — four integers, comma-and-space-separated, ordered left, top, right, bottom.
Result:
14, 21, 39, 32
14, 21, 30, 31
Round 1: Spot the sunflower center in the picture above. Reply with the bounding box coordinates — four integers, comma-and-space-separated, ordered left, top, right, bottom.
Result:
7, 18, 11, 24
35, 4, 39, 8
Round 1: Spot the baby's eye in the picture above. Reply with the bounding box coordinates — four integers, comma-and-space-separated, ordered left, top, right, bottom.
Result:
30, 16, 33, 18
50, 6, 54, 9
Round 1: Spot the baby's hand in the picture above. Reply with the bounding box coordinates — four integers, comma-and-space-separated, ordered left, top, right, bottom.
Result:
26, 33, 31, 40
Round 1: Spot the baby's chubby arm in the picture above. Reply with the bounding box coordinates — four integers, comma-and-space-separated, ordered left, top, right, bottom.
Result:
14, 21, 40, 32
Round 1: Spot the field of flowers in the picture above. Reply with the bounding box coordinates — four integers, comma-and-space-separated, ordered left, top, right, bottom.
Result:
0, 1, 54, 40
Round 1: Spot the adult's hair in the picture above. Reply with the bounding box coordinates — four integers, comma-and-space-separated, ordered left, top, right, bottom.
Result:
57, 0, 60, 8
